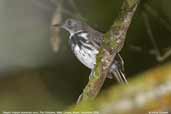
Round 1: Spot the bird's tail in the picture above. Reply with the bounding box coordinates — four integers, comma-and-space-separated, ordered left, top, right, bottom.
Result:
109, 54, 128, 84
110, 67, 128, 84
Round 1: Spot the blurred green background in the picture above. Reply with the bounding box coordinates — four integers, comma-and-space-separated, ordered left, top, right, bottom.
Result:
0, 0, 170, 111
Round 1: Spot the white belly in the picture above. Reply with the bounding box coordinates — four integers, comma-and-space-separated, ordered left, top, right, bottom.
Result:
73, 45, 99, 69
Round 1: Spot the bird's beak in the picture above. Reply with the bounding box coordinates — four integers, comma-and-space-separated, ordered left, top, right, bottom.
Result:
52, 24, 66, 31
53, 24, 62, 27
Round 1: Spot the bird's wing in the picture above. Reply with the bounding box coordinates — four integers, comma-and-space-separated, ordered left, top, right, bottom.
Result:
85, 26, 104, 49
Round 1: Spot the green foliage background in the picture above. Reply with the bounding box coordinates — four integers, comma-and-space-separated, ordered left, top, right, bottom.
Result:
0, 0, 170, 111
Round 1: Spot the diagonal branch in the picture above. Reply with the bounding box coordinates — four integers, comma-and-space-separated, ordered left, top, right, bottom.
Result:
71, 63, 171, 114
78, 0, 141, 103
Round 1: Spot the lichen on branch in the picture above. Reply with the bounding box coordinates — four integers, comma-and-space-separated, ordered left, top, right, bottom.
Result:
72, 63, 171, 114
79, 0, 141, 103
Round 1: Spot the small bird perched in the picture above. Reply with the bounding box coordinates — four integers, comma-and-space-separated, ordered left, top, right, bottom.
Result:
58, 18, 128, 84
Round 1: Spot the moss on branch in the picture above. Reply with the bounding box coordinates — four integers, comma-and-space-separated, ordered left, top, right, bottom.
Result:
78, 0, 141, 103
71, 63, 171, 114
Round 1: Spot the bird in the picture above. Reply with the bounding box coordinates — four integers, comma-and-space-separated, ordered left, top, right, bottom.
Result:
58, 18, 128, 84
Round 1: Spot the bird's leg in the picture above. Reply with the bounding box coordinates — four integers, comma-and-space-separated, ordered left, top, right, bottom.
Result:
89, 69, 95, 80
89, 68, 114, 80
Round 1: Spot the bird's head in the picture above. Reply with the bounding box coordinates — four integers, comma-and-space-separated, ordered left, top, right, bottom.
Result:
61, 19, 84, 35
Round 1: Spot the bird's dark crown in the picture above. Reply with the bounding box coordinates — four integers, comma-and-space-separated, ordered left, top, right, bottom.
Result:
62, 18, 85, 34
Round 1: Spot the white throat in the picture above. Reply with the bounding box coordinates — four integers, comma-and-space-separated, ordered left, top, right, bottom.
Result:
69, 30, 84, 39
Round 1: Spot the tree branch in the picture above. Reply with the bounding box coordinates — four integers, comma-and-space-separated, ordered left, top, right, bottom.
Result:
72, 63, 171, 114
79, 0, 141, 103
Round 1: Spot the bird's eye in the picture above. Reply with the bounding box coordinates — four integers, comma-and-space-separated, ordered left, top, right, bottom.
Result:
67, 20, 72, 25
